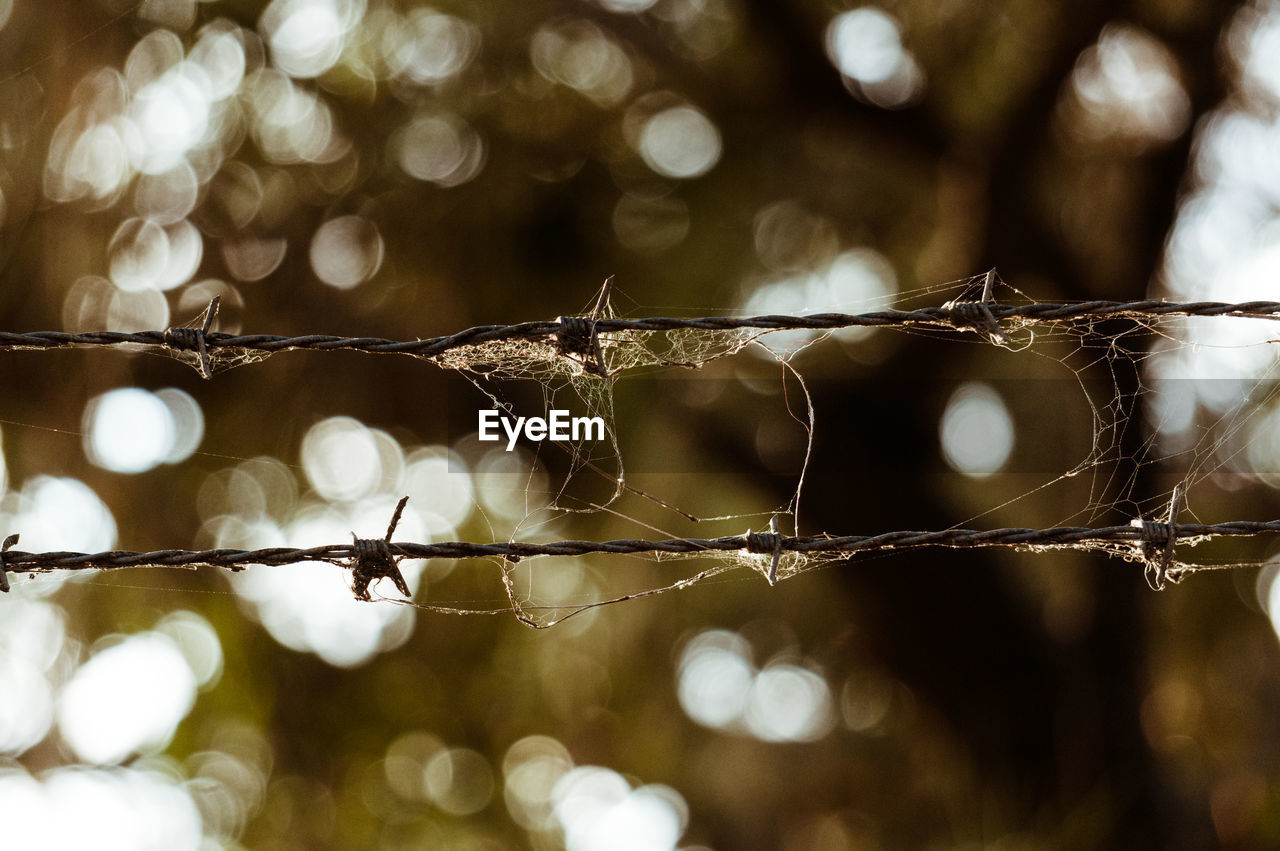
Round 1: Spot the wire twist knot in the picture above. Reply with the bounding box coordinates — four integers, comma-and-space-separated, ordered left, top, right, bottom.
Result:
744, 531, 782, 553
1134, 484, 1184, 591
949, 301, 990, 327
1139, 521, 1173, 544
945, 269, 1011, 345
162, 327, 204, 350
349, 496, 411, 601
555, 315, 607, 376
946, 297, 1011, 344
555, 316, 593, 353
745, 516, 785, 586
163, 296, 221, 379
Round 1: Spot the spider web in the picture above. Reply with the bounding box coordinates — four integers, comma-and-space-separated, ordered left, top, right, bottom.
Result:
363, 271, 1280, 626
158, 294, 273, 378
16, 271, 1280, 628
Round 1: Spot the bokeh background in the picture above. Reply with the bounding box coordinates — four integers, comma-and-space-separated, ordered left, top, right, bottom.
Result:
3, 0, 1280, 847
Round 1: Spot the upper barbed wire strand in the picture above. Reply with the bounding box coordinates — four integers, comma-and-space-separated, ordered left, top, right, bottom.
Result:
2, 300, 1279, 358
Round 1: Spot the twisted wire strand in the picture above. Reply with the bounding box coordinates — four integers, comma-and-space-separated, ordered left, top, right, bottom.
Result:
2, 300, 1278, 359
1, 519, 1277, 574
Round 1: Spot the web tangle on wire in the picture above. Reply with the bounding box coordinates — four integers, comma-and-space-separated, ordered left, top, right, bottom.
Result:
6, 272, 1280, 627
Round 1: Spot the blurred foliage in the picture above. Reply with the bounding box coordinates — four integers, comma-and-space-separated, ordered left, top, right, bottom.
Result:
3, 0, 1280, 848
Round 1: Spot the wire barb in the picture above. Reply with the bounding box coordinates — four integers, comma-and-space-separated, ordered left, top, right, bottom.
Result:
1135, 483, 1185, 591
745, 516, 784, 586
944, 269, 1012, 345
555, 315, 608, 377
163, 296, 222, 379
590, 276, 614, 321
349, 495, 411, 602
0, 533, 17, 592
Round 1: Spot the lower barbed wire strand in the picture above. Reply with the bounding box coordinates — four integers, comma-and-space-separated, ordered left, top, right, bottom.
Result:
2, 519, 1280, 573
2, 299, 1280, 359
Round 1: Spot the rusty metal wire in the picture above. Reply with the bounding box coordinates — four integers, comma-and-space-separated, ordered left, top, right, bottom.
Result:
1, 518, 1275, 589
3, 292, 1275, 597
2, 298, 1278, 367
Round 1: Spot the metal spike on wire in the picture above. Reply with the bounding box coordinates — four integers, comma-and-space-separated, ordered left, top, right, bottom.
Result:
162, 296, 220, 379
349, 495, 411, 602
943, 268, 1013, 345
745, 516, 784, 586
2, 511, 1279, 599
1133, 483, 1185, 591
3, 294, 1280, 376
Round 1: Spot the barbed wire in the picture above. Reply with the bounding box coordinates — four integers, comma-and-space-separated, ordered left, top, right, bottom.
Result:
4, 286, 1277, 601
2, 515, 1275, 596
2, 296, 1278, 376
